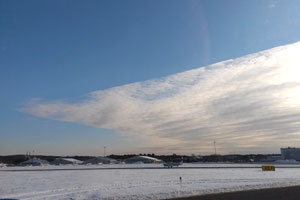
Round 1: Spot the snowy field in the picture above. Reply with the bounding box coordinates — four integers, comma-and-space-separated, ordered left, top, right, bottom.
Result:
2, 164, 300, 200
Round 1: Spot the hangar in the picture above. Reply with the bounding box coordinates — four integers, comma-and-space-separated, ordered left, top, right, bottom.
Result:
83, 157, 118, 164
18, 158, 49, 166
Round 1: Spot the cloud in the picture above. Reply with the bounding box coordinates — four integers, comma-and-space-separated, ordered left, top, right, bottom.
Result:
22, 42, 300, 154
268, 3, 276, 8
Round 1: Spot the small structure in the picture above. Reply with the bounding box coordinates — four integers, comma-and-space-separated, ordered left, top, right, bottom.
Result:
281, 147, 300, 161
83, 157, 118, 165
124, 156, 162, 164
261, 165, 275, 171
50, 157, 82, 165
163, 161, 183, 168
18, 158, 49, 166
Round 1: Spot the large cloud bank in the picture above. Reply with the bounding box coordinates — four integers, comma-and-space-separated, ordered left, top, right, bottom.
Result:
23, 42, 300, 154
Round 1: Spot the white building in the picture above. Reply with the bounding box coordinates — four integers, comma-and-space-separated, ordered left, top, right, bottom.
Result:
83, 157, 118, 165
125, 156, 162, 164
281, 147, 300, 161
50, 158, 82, 165
18, 158, 49, 166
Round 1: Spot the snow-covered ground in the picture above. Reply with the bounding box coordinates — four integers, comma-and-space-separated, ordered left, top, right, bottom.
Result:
1, 163, 300, 200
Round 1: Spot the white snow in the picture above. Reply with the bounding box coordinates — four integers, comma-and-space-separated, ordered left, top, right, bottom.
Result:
1, 163, 300, 200
137, 156, 162, 161
51, 158, 83, 165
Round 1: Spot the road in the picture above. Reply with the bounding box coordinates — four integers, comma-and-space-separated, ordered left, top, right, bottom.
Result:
172, 185, 300, 200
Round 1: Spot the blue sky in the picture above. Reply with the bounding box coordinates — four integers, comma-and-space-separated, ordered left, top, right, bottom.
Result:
1, 0, 300, 156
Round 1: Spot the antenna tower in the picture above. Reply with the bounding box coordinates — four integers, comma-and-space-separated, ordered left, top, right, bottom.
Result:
104, 146, 106, 157
213, 140, 217, 155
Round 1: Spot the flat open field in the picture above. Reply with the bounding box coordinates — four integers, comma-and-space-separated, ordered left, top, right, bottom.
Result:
1, 163, 300, 200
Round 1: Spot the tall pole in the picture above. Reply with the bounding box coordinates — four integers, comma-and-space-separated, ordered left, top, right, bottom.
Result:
104, 146, 106, 157
213, 140, 217, 155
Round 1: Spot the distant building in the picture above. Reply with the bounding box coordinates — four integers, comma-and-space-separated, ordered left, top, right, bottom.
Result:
50, 157, 82, 165
83, 157, 118, 165
281, 147, 300, 161
124, 156, 162, 164
18, 158, 49, 166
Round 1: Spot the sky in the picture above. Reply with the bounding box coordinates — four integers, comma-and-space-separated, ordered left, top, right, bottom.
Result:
1, 0, 300, 156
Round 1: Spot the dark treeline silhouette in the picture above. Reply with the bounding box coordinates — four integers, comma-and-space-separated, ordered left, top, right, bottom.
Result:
0, 153, 280, 165
109, 153, 274, 163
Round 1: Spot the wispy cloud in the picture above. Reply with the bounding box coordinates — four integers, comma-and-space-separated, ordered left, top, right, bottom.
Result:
22, 42, 300, 154
268, 3, 276, 8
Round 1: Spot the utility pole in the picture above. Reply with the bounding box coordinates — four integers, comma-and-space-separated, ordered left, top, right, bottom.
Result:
104, 146, 106, 157
213, 140, 217, 155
